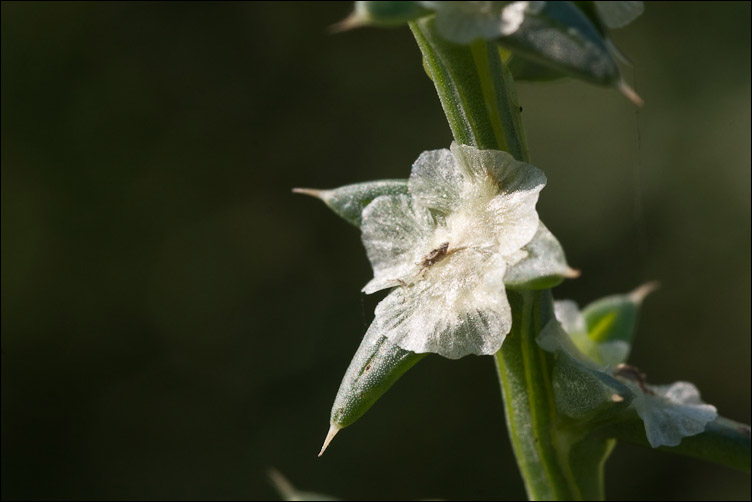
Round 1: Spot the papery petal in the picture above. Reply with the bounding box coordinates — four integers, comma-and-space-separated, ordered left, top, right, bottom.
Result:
537, 318, 603, 370
554, 300, 586, 336
537, 320, 633, 419
448, 143, 546, 254
594, 1, 644, 29
504, 222, 577, 289
361, 194, 436, 294
421, 1, 544, 44
366, 251, 511, 359
629, 381, 718, 448
450, 143, 546, 196
409, 147, 465, 213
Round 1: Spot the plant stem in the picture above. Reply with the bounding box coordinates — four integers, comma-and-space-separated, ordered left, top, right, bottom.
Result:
410, 14, 751, 501
411, 18, 583, 500
598, 414, 751, 473
496, 290, 582, 499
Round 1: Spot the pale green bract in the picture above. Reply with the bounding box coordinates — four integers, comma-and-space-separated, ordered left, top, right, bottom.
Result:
541, 304, 718, 448
360, 142, 568, 359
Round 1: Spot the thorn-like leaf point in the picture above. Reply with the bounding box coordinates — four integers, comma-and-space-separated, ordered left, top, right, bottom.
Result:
564, 267, 581, 279
292, 187, 327, 200
617, 79, 644, 107
629, 281, 660, 304
329, 13, 365, 34
266, 468, 296, 500
318, 424, 341, 457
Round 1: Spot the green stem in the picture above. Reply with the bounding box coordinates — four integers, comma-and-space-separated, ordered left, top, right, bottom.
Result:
598, 414, 751, 472
409, 18, 528, 159
496, 290, 582, 499
410, 14, 750, 501
411, 17, 585, 500
411, 17, 586, 500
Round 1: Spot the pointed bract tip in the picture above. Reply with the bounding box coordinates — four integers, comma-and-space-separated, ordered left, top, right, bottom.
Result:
318, 424, 341, 457
292, 187, 326, 200
266, 468, 296, 499
329, 12, 366, 34
629, 281, 660, 304
617, 80, 644, 107
564, 267, 581, 279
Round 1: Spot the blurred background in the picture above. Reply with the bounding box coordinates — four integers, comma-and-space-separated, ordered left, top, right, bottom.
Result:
2, 2, 749, 500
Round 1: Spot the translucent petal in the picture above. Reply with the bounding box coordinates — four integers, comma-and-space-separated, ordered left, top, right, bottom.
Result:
537, 320, 633, 419
597, 340, 630, 368
554, 300, 586, 336
595, 1, 644, 29
409, 147, 465, 213
629, 381, 718, 448
450, 143, 546, 195
361, 194, 436, 294
537, 318, 603, 371
504, 222, 577, 289
366, 251, 511, 359
448, 143, 546, 255
421, 1, 545, 44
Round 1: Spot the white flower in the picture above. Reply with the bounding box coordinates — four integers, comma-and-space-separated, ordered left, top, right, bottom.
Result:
623, 378, 718, 448
360, 142, 548, 359
418, 1, 546, 44
539, 310, 718, 448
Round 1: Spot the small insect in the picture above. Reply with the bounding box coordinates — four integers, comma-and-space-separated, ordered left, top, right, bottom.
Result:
394, 242, 464, 292
519, 106, 524, 112
419, 242, 450, 269
613, 363, 654, 395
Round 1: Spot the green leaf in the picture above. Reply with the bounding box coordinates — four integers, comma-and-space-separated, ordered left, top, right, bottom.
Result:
319, 328, 426, 455
504, 222, 580, 290
507, 54, 567, 82
293, 180, 408, 228
497, 1, 619, 86
552, 352, 632, 421
410, 18, 529, 159
582, 282, 658, 350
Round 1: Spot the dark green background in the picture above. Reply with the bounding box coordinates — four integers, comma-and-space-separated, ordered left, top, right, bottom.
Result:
2, 2, 749, 500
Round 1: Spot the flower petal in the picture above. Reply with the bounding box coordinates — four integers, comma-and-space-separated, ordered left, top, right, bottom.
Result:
504, 222, 578, 289
361, 194, 436, 294
554, 300, 586, 336
409, 147, 465, 213
594, 1, 644, 29
366, 251, 511, 359
421, 1, 544, 44
628, 381, 718, 448
448, 143, 546, 255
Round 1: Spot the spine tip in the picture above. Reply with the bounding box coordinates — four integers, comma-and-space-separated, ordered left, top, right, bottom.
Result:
564, 267, 581, 279
329, 13, 365, 34
617, 79, 644, 107
629, 281, 660, 304
318, 424, 341, 457
292, 187, 325, 199
266, 468, 296, 499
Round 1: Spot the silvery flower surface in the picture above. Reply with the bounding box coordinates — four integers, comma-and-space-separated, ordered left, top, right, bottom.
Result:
419, 1, 546, 44
360, 142, 546, 359
626, 381, 718, 448
541, 310, 717, 448
595, 1, 644, 29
